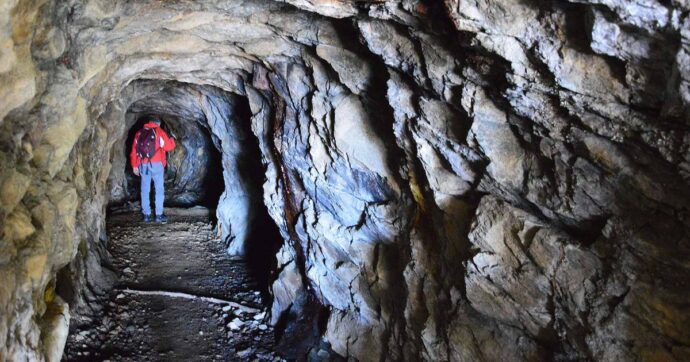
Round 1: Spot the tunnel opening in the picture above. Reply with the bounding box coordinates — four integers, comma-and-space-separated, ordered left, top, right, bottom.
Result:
112, 82, 283, 300
63, 81, 288, 360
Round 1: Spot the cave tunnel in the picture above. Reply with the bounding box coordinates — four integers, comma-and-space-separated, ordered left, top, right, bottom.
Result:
55, 80, 286, 360
2, 0, 690, 361
114, 81, 283, 293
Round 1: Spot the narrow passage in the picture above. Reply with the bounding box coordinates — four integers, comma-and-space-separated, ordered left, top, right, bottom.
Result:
64, 207, 279, 361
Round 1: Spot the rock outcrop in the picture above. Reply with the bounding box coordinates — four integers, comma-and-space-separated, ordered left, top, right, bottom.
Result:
1, 0, 688, 360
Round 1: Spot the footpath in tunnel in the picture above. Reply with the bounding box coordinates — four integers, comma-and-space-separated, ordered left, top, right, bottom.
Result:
63, 207, 280, 361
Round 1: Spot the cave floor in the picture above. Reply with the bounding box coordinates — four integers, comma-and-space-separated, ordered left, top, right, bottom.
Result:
63, 208, 280, 361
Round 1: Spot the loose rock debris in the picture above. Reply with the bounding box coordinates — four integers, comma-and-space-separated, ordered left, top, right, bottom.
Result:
64, 209, 282, 361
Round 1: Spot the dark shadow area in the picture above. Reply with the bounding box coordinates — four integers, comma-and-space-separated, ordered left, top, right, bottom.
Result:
273, 292, 332, 361
200, 130, 224, 212
246, 205, 282, 301
560, 1, 594, 53
233, 96, 282, 302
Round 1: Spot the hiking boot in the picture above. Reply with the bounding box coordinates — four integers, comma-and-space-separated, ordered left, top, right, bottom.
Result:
155, 214, 167, 224
143, 214, 153, 222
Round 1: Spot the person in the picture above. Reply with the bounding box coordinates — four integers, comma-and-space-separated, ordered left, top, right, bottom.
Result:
130, 116, 176, 223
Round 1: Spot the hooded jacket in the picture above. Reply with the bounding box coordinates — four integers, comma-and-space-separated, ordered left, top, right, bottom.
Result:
130, 122, 176, 168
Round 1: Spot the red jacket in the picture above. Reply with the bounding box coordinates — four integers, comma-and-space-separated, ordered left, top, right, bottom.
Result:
130, 122, 176, 168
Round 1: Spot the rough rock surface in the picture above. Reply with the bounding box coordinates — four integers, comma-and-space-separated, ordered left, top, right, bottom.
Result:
0, 0, 688, 361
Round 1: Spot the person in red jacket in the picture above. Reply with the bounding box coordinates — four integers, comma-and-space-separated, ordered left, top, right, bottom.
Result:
130, 116, 176, 223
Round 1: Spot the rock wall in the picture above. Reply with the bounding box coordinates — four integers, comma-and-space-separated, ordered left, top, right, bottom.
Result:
0, 0, 688, 361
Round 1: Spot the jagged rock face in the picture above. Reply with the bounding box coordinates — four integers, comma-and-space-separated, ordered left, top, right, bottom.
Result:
1, 0, 689, 361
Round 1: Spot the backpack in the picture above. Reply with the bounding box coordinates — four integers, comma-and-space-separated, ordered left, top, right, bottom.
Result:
136, 127, 158, 161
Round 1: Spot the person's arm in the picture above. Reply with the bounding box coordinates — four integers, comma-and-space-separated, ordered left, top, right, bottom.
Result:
160, 129, 176, 152
130, 131, 141, 175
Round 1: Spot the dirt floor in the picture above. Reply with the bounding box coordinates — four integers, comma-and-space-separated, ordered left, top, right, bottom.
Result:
63, 207, 280, 361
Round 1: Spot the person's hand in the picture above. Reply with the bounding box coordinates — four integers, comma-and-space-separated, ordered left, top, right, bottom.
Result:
133, 167, 140, 176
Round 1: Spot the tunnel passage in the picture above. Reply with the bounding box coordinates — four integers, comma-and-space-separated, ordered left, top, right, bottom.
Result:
60, 79, 287, 360
107, 80, 283, 294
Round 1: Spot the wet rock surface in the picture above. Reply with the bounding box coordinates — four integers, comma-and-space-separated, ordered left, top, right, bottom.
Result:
63, 208, 278, 361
